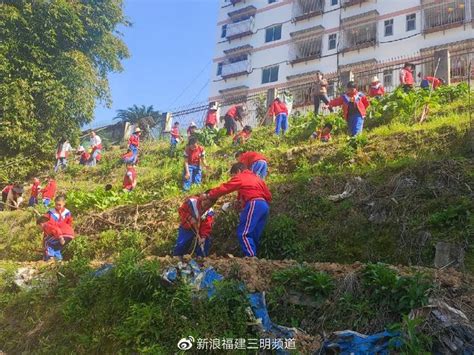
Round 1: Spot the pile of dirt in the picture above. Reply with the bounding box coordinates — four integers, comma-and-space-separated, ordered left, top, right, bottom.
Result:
147, 255, 468, 294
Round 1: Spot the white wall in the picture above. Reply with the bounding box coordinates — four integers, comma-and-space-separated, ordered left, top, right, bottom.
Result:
209, 0, 473, 100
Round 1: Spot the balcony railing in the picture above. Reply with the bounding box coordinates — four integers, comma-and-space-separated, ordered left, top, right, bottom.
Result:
342, 23, 377, 53
221, 59, 251, 79
292, 0, 325, 22
422, 0, 466, 34
289, 37, 323, 64
226, 17, 255, 40
342, 0, 369, 7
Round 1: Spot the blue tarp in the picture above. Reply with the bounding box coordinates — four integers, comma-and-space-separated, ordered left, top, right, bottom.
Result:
247, 292, 295, 339
321, 329, 402, 354
162, 260, 296, 354
92, 263, 114, 277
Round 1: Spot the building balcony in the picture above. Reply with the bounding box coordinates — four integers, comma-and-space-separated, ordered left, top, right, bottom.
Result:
289, 26, 324, 65
422, 0, 466, 34
292, 0, 325, 22
221, 59, 251, 79
290, 53, 321, 65
226, 17, 255, 40
342, 0, 369, 8
341, 38, 376, 53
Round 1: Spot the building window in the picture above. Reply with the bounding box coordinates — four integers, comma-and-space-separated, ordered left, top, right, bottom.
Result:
328, 33, 337, 50
384, 19, 393, 36
265, 25, 282, 43
343, 23, 377, 50
262, 65, 279, 84
383, 69, 393, 87
406, 13, 416, 31
268, 0, 277, 3
327, 81, 335, 97
221, 24, 227, 38
217, 63, 223, 76
331, 0, 338, 5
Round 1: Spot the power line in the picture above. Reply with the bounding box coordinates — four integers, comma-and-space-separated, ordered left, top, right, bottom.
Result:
167, 60, 212, 110
189, 80, 210, 106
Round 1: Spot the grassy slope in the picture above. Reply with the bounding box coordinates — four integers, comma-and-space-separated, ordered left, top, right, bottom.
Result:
0, 92, 473, 353
1, 108, 472, 269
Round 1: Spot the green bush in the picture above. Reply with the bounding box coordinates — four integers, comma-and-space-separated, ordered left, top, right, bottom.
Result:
260, 214, 303, 260
366, 84, 468, 129
272, 265, 334, 302
428, 199, 472, 232
67, 187, 149, 212
362, 263, 432, 314
194, 128, 227, 146
286, 111, 346, 143
389, 315, 432, 353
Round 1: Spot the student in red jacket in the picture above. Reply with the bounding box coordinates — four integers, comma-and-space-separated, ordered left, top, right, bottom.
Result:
77, 146, 91, 166
205, 108, 218, 129
128, 127, 141, 164
41, 176, 57, 207
369, 76, 385, 98
123, 163, 137, 192
40, 195, 74, 261
233, 125, 252, 146
400, 62, 415, 92
173, 195, 216, 257
235, 151, 268, 180
183, 136, 208, 191
328, 81, 370, 136
29, 178, 41, 207
187, 122, 198, 138
202, 163, 272, 257
224, 105, 244, 136
311, 123, 333, 142
268, 98, 289, 136
419, 73, 444, 90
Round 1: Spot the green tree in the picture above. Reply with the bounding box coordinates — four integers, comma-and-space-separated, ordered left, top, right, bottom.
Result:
0, 0, 130, 181
114, 105, 164, 139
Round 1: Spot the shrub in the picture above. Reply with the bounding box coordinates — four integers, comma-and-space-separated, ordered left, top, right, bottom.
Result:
194, 128, 227, 146
260, 214, 303, 260
389, 315, 432, 353
67, 187, 149, 212
286, 111, 345, 143
362, 263, 432, 314
272, 265, 334, 302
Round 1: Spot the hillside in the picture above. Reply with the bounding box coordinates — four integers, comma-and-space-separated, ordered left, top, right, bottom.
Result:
0, 87, 473, 353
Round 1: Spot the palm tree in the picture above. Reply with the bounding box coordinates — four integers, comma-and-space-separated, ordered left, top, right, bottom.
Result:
114, 105, 164, 139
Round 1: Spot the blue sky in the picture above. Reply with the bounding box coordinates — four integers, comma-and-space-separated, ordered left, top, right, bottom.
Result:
90, 0, 219, 128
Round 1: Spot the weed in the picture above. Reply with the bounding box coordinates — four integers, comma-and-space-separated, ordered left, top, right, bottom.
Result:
362, 263, 432, 314
260, 214, 304, 260
272, 265, 334, 302
389, 315, 432, 354
194, 128, 228, 146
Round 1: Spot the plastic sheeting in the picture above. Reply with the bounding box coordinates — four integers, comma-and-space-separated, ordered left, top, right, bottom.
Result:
162, 260, 296, 354
321, 329, 402, 354
93, 263, 114, 277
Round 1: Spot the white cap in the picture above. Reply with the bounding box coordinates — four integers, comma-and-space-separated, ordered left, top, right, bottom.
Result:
77, 146, 85, 152
372, 76, 379, 82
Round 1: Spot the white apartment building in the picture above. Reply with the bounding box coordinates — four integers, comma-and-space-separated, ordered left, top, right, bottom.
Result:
209, 0, 473, 109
